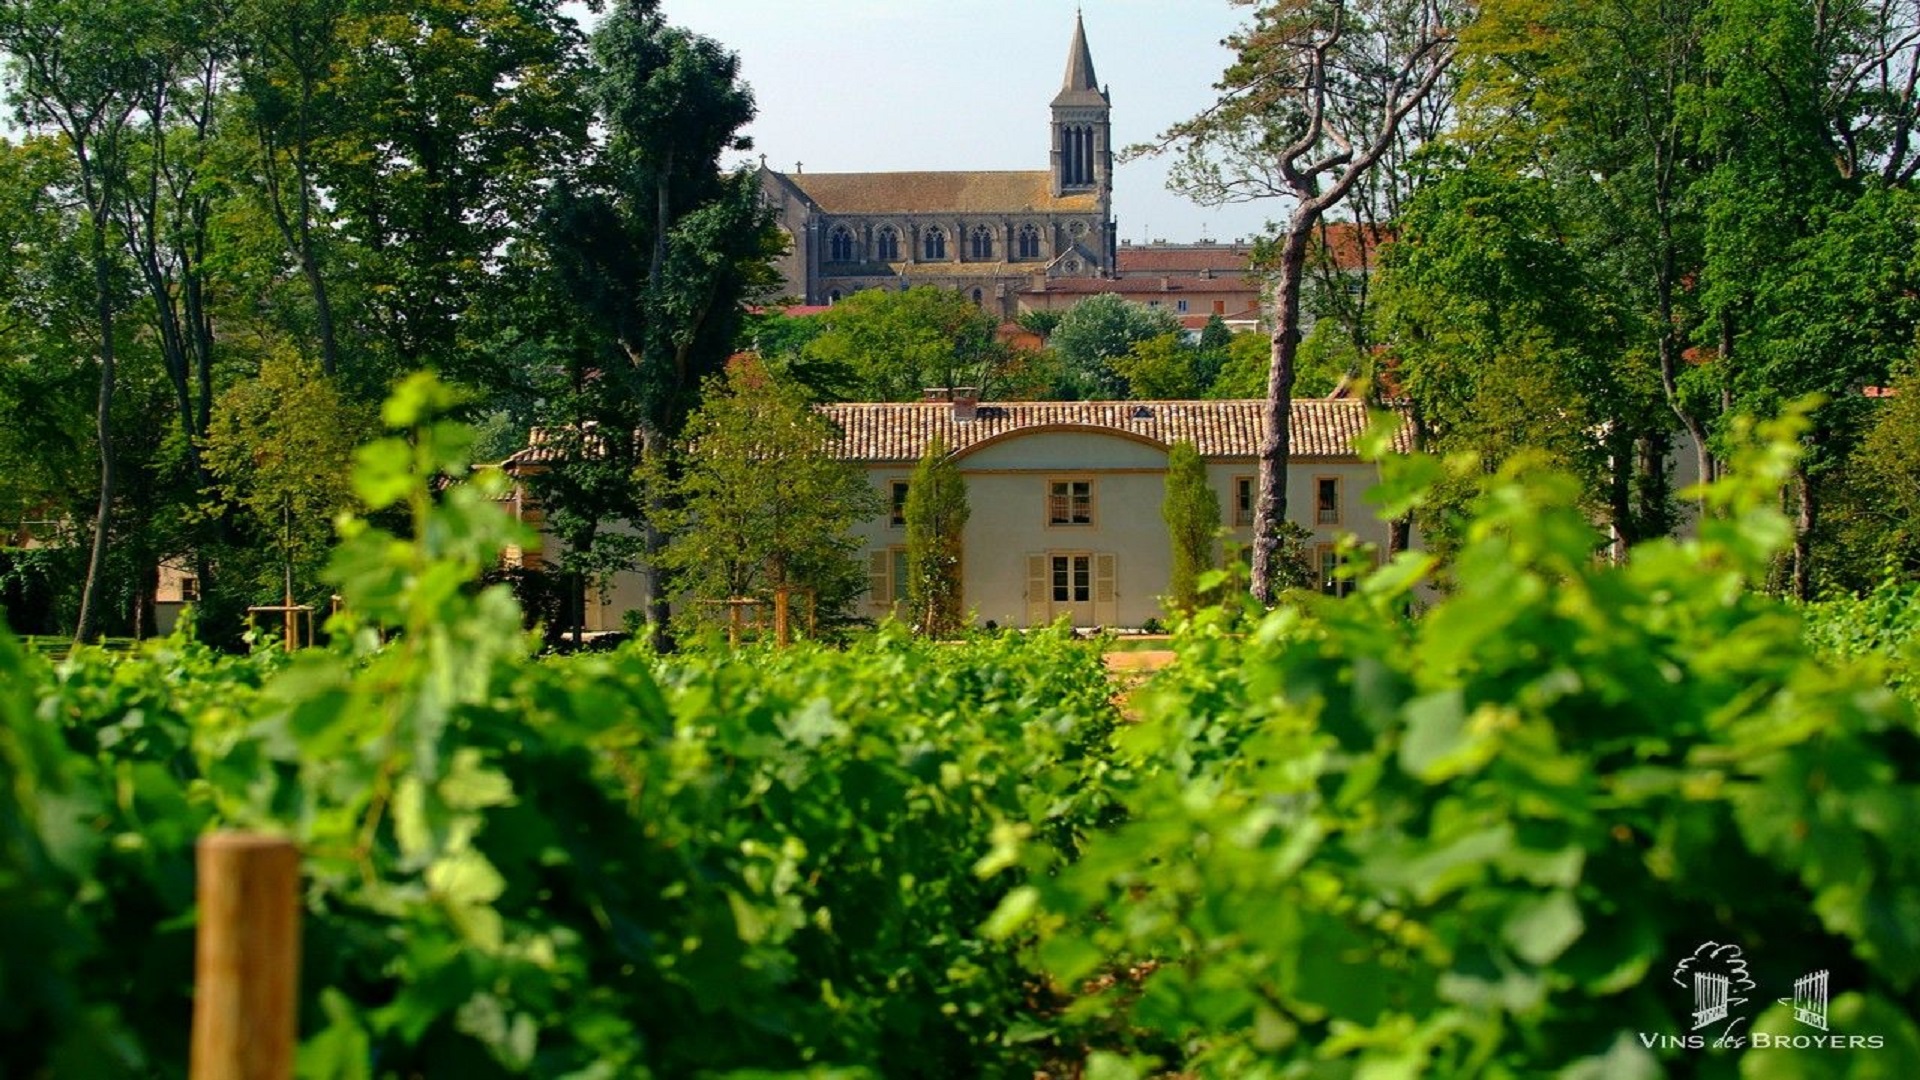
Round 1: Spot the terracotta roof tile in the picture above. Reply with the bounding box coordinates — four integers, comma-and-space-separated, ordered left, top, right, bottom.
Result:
778, 170, 1098, 215
1115, 245, 1258, 273
1316, 222, 1392, 272
510, 400, 1411, 470
820, 399, 1410, 462
1021, 276, 1257, 295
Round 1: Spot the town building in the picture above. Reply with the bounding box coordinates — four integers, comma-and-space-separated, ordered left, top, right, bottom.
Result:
759, 14, 1117, 317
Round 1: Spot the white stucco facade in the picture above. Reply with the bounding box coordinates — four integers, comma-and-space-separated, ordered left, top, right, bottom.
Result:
835, 400, 1404, 629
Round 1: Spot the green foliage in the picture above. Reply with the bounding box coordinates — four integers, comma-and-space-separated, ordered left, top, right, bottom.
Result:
992, 409, 1920, 1076
1803, 580, 1920, 704
10, 374, 1920, 1080
903, 437, 968, 637
1820, 371, 1920, 590
1374, 165, 1656, 549
1112, 332, 1200, 399
1048, 294, 1182, 399
0, 373, 1123, 1076
1207, 327, 1342, 400
655, 361, 881, 636
1160, 441, 1218, 616
201, 348, 375, 604
798, 286, 1016, 402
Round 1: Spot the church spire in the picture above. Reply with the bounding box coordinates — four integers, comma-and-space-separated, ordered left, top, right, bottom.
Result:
1049, 13, 1111, 198
1052, 11, 1107, 108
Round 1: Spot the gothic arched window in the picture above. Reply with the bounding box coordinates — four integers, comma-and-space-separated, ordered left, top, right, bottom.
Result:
828, 226, 854, 262
875, 225, 899, 261
923, 226, 947, 260
1017, 223, 1041, 259
971, 288, 984, 305
970, 224, 993, 260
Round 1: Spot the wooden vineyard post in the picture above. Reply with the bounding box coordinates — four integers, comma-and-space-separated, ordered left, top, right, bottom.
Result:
191, 832, 302, 1080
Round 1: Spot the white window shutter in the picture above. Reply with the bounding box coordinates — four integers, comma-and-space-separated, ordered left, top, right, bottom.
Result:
1094, 553, 1118, 625
869, 549, 890, 606
1025, 554, 1049, 628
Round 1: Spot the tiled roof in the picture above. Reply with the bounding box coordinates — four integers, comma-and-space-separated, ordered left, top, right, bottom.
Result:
502, 425, 616, 469
821, 399, 1409, 462
1316, 222, 1392, 272
1022, 276, 1258, 295
508, 400, 1409, 469
1115, 245, 1257, 273
778, 170, 1099, 215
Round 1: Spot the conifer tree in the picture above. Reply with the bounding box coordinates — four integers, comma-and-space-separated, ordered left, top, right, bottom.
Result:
1162, 441, 1219, 615
904, 437, 968, 636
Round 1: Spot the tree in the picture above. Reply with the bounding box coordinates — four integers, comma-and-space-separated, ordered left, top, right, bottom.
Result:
536, 0, 774, 645
200, 347, 373, 606
114, 0, 226, 482
1467, 0, 1717, 496
1113, 332, 1202, 399
1373, 166, 1647, 552
316, 0, 591, 385
903, 436, 968, 637
800, 286, 1016, 401
1161, 440, 1219, 615
1138, 0, 1466, 602
1015, 308, 1063, 340
0, 0, 159, 642
1824, 371, 1920, 588
1208, 327, 1341, 399
656, 360, 880, 642
1048, 293, 1182, 399
1694, 0, 1920, 596
228, 0, 349, 377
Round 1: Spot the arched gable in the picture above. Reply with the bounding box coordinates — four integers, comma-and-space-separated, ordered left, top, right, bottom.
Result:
953, 425, 1170, 471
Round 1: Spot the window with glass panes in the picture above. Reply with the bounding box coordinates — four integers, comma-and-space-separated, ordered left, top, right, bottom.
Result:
1047, 479, 1093, 525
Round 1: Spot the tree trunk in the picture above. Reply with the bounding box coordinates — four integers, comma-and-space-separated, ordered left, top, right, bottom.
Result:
1607, 427, 1637, 558
1250, 211, 1316, 604
639, 423, 673, 652
1792, 464, 1816, 600
1635, 430, 1673, 540
1653, 212, 1715, 494
75, 208, 120, 645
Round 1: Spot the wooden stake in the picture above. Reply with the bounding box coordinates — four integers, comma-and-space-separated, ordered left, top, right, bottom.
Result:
191, 832, 301, 1080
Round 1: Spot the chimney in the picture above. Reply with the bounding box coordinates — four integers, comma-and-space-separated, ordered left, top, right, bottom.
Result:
951, 387, 980, 422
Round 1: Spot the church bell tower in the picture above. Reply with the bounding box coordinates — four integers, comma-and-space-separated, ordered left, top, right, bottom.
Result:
1050, 13, 1112, 201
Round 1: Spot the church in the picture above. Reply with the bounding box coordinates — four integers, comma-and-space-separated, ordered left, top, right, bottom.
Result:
758, 14, 1117, 318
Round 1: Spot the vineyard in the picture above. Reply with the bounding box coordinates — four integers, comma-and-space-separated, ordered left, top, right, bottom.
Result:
3, 394, 1919, 1079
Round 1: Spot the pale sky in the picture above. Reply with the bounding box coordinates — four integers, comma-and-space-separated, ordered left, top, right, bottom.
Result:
653, 1, 1281, 244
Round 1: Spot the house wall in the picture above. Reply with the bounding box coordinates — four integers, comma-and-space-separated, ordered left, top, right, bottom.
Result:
854, 429, 1391, 629
501, 475, 652, 635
